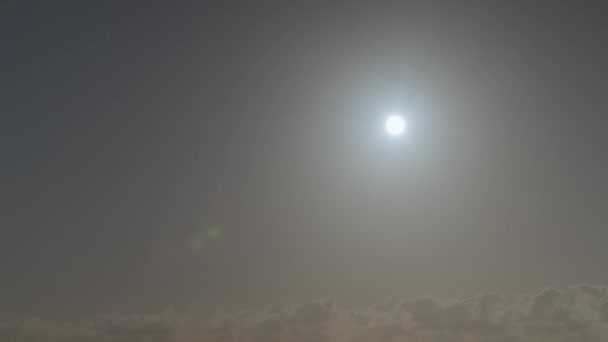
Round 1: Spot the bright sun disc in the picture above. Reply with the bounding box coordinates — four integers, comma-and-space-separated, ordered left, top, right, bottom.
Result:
385, 114, 406, 136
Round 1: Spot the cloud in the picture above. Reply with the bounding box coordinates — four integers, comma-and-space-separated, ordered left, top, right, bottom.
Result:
3, 285, 608, 341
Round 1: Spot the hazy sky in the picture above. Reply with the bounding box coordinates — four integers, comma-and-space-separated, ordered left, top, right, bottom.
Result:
3, 2, 608, 337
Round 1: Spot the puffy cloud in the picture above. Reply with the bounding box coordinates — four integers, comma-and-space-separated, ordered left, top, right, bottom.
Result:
573, 284, 608, 323
4, 285, 608, 342
526, 287, 563, 321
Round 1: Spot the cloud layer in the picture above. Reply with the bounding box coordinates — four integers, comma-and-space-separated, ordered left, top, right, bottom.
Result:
3, 284, 608, 342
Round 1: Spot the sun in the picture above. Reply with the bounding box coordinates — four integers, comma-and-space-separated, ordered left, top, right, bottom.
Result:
385, 114, 407, 136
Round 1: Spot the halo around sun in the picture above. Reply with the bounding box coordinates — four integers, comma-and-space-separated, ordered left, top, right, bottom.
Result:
385, 114, 406, 136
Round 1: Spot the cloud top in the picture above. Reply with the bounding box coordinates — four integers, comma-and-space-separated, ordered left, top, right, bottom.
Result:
4, 284, 608, 342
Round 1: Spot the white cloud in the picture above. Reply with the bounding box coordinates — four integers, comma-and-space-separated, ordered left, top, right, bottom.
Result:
3, 285, 608, 342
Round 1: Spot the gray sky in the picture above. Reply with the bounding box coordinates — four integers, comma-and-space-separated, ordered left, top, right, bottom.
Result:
3, 1, 608, 327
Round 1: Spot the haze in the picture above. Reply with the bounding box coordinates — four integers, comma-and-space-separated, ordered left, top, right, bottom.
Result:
3, 2, 608, 341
